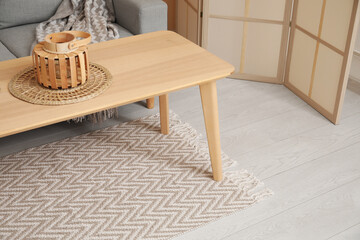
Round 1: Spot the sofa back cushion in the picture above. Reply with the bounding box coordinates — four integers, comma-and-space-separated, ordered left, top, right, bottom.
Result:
0, 0, 63, 30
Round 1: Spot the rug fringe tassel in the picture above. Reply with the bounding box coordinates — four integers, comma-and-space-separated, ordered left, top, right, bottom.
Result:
146, 111, 274, 201
225, 170, 274, 200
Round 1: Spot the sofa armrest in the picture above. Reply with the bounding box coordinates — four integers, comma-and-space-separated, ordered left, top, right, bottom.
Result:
113, 0, 167, 35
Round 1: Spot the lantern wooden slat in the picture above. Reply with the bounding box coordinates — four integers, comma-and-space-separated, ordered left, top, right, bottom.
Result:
59, 56, 68, 89
48, 59, 57, 89
69, 54, 78, 88
32, 52, 37, 82
85, 48, 90, 79
40, 56, 48, 88
78, 53, 86, 84
34, 55, 41, 84
32, 31, 91, 89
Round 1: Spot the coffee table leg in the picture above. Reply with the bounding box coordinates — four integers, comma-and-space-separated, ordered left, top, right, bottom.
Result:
146, 97, 155, 109
199, 81, 223, 181
159, 94, 169, 135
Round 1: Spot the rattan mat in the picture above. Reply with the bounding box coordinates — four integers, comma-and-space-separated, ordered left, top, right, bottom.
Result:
8, 63, 112, 105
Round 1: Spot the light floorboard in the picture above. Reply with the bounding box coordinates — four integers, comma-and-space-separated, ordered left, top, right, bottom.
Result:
229, 112, 360, 179
342, 79, 360, 119
174, 139, 360, 240
328, 223, 360, 240
218, 104, 329, 158
222, 179, 360, 240
0, 78, 359, 239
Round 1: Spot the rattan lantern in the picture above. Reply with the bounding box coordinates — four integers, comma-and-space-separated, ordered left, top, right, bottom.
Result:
32, 31, 91, 89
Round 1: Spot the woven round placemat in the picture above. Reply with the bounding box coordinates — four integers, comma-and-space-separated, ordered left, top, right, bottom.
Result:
8, 63, 112, 105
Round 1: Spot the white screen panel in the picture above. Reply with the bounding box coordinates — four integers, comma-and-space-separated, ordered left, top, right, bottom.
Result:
321, 0, 354, 51
296, 0, 322, 36
289, 29, 317, 95
243, 23, 283, 77
355, 20, 360, 50
311, 44, 343, 112
249, 0, 286, 21
207, 18, 243, 73
209, 0, 245, 16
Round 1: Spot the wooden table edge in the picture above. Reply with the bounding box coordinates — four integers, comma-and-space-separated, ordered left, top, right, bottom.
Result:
0, 74, 232, 138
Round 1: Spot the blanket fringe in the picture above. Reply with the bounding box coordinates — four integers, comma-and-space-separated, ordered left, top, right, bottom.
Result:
70, 108, 118, 123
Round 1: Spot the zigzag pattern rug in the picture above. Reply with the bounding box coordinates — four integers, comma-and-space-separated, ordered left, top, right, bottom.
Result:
0, 113, 272, 239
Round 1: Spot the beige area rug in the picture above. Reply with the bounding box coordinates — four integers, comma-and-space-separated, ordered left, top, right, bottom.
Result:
0, 112, 272, 239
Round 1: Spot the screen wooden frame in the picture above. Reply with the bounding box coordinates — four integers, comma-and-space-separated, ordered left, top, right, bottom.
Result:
176, 0, 203, 45
201, 0, 360, 124
201, 0, 293, 84
284, 0, 360, 124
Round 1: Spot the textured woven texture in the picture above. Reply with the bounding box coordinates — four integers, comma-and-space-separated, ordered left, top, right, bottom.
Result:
0, 113, 272, 239
8, 63, 112, 105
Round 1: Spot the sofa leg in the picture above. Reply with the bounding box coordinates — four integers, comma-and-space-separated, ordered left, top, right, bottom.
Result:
146, 97, 155, 109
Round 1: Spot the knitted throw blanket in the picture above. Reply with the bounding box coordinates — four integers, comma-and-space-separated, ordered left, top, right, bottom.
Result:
35, 0, 121, 122
36, 0, 120, 44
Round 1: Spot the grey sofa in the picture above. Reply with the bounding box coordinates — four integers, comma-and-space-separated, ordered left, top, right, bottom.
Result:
0, 0, 167, 61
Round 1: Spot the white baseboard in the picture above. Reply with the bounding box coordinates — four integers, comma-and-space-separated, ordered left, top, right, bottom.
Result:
350, 51, 360, 83
349, 75, 360, 83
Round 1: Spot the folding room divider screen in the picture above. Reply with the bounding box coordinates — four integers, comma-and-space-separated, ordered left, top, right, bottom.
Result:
201, 0, 360, 124
177, 0, 203, 44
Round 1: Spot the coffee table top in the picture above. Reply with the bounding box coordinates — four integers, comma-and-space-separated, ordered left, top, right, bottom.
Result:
0, 31, 234, 138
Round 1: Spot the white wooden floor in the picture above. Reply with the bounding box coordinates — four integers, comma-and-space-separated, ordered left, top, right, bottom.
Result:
1, 78, 359, 240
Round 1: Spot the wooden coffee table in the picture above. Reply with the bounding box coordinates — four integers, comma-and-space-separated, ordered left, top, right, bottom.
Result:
0, 31, 234, 181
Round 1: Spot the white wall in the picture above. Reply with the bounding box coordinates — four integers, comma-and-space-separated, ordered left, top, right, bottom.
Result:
349, 23, 360, 83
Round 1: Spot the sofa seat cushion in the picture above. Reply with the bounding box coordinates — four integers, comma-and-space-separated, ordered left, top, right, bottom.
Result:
0, 23, 132, 59
0, 0, 62, 30
0, 41, 16, 61
0, 23, 38, 58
